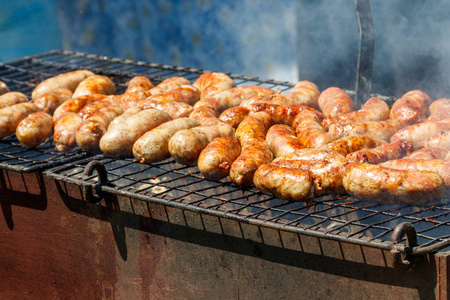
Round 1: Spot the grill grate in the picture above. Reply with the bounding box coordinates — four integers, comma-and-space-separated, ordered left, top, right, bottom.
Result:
45, 155, 450, 255
0, 50, 296, 172
2, 50, 449, 256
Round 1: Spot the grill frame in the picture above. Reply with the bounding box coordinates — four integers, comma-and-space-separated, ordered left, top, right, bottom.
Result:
0, 50, 449, 262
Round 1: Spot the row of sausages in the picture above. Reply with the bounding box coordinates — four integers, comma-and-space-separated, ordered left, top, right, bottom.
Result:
0, 70, 449, 205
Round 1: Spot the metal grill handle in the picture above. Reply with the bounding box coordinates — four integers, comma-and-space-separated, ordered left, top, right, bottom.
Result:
83, 160, 108, 203
354, 0, 374, 107
390, 222, 418, 271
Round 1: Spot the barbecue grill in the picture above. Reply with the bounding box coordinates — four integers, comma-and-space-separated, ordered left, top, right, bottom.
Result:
0, 49, 448, 299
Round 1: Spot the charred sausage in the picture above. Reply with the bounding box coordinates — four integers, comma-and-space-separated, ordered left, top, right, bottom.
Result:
390, 90, 431, 125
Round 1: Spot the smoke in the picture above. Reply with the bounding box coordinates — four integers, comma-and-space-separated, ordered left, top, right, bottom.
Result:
297, 0, 450, 100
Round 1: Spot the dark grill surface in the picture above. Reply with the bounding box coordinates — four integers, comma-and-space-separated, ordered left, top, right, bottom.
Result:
1, 50, 449, 256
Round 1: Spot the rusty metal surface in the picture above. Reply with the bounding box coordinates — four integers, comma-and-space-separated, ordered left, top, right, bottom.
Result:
0, 169, 445, 299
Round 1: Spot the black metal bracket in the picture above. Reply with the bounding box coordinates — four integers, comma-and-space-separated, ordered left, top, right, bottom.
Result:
390, 222, 418, 272
354, 0, 374, 108
83, 160, 108, 203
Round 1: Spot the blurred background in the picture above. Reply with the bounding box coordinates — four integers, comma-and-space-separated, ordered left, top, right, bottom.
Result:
1, 0, 449, 99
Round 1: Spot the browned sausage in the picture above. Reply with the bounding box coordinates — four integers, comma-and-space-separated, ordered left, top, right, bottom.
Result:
0, 80, 10, 96
239, 81, 319, 109
422, 131, 450, 149
147, 85, 200, 105
403, 147, 449, 160
32, 70, 95, 99
52, 94, 108, 122
390, 90, 432, 125
343, 162, 445, 205
15, 112, 53, 148
193, 72, 236, 99
0, 92, 28, 109
318, 87, 355, 117
270, 157, 347, 196
33, 88, 73, 115
321, 135, 385, 156
125, 76, 154, 95
76, 106, 124, 153
53, 113, 84, 152
100, 109, 171, 157
168, 122, 235, 166
379, 159, 450, 186
190, 85, 275, 125
230, 112, 274, 186
253, 164, 314, 202
346, 139, 414, 164
266, 124, 304, 157
322, 97, 390, 130
426, 98, 450, 122
131, 99, 194, 119
390, 119, 450, 149
0, 102, 39, 139
273, 148, 346, 164
218, 106, 250, 128
328, 119, 406, 142
197, 136, 241, 181
72, 75, 117, 98
133, 117, 200, 164
247, 103, 324, 125
149, 77, 191, 95
292, 110, 334, 148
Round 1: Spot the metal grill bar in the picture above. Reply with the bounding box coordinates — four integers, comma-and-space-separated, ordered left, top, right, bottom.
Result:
44, 155, 450, 255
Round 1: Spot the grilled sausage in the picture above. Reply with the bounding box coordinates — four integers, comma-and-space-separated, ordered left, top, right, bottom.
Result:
426, 98, 450, 122
100, 108, 171, 158
53, 94, 107, 122
72, 75, 117, 98
0, 80, 10, 96
148, 85, 200, 105
230, 112, 274, 186
149, 77, 191, 95
343, 162, 445, 205
273, 148, 346, 164
218, 106, 250, 128
247, 103, 324, 125
379, 159, 450, 186
77, 99, 115, 120
239, 81, 319, 109
0, 102, 39, 139
33, 88, 73, 115
328, 119, 406, 141
390, 119, 450, 149
322, 97, 390, 130
168, 122, 235, 166
191, 85, 275, 125
253, 164, 314, 202
32, 70, 95, 100
125, 76, 154, 95
266, 124, 304, 157
292, 110, 334, 148
131, 98, 193, 119
133, 117, 199, 164
75, 106, 124, 153
390, 90, 432, 125
346, 139, 414, 164
108, 107, 143, 130
16, 112, 53, 148
197, 136, 241, 181
321, 135, 384, 157
193, 72, 236, 99
0, 92, 28, 109
318, 87, 355, 117
270, 157, 347, 196
403, 147, 449, 160
422, 131, 450, 149
53, 113, 84, 152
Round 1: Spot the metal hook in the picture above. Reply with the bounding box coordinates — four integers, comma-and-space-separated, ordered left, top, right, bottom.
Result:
390, 222, 418, 271
83, 160, 108, 203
